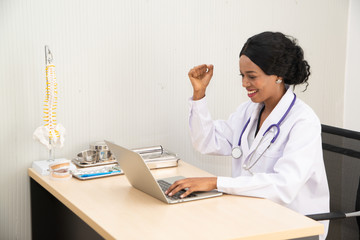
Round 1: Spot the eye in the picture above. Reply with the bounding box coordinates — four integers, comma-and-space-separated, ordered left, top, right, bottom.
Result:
239, 73, 244, 78
248, 75, 256, 80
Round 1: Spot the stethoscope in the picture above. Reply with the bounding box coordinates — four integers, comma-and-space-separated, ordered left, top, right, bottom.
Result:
231, 93, 297, 171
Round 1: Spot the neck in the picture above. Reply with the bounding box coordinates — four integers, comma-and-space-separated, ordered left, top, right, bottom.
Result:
263, 85, 286, 114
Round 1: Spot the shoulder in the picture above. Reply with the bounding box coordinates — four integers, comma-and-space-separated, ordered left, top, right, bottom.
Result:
235, 100, 258, 116
223, 100, 259, 126
290, 97, 321, 132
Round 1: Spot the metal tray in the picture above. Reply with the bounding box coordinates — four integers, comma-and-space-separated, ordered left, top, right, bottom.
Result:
146, 158, 179, 169
72, 164, 123, 180
72, 157, 117, 168
141, 150, 180, 169
72, 147, 180, 169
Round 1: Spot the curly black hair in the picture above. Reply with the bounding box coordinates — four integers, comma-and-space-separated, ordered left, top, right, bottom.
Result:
239, 32, 310, 90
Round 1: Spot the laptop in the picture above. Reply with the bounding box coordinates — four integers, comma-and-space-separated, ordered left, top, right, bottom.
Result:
105, 141, 223, 204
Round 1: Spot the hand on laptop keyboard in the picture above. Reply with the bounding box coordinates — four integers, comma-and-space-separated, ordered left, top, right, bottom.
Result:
164, 177, 217, 199
158, 180, 196, 200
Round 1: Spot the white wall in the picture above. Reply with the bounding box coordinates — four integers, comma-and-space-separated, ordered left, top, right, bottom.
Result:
0, 0, 350, 239
344, 0, 360, 131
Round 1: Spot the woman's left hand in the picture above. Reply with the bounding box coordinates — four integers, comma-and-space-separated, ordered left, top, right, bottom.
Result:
165, 177, 217, 198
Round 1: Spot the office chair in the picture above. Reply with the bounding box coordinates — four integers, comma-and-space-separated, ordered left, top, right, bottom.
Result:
306, 124, 360, 240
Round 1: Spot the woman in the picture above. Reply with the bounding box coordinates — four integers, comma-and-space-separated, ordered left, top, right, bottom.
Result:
166, 32, 329, 238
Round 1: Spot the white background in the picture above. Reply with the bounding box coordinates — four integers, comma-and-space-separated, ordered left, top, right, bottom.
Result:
0, 0, 358, 239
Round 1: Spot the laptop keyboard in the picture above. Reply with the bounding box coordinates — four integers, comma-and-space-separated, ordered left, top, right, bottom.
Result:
157, 180, 197, 200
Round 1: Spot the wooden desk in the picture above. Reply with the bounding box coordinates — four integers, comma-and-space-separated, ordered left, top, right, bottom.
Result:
28, 161, 323, 240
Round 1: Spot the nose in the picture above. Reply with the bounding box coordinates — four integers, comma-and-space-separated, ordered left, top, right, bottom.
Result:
242, 77, 250, 88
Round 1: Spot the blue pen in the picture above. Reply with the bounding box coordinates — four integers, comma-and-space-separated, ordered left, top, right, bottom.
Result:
79, 170, 121, 178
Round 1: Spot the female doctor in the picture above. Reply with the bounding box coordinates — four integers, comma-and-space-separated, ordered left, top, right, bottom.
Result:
166, 31, 329, 238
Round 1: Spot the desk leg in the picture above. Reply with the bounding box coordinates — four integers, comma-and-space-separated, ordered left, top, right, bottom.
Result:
30, 178, 104, 240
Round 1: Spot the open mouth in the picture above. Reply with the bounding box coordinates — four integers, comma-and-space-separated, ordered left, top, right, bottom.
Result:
247, 89, 258, 98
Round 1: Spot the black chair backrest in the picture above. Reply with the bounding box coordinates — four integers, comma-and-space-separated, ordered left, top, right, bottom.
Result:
321, 124, 360, 240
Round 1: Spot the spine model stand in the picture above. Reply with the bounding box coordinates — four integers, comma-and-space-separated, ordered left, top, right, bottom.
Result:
44, 48, 59, 159
33, 46, 65, 160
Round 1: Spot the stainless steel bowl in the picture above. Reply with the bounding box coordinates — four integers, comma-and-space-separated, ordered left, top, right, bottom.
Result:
77, 150, 97, 162
90, 142, 114, 162
97, 150, 112, 161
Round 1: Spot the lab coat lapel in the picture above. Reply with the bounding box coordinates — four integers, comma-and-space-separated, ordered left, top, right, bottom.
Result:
241, 103, 263, 157
247, 88, 295, 155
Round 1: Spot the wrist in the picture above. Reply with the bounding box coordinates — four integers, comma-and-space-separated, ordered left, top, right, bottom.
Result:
213, 177, 218, 189
192, 90, 206, 100
207, 177, 217, 190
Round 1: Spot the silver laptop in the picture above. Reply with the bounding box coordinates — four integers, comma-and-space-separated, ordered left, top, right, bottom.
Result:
105, 141, 222, 204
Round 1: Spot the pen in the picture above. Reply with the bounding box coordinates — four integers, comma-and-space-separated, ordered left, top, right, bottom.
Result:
79, 170, 121, 178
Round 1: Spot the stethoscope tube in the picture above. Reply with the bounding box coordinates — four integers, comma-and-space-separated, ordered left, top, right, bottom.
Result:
231, 93, 297, 160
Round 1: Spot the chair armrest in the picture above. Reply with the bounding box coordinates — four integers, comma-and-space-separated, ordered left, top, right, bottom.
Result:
306, 212, 346, 221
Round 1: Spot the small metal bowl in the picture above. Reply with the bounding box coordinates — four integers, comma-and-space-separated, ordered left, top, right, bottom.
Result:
97, 150, 112, 161
77, 150, 97, 163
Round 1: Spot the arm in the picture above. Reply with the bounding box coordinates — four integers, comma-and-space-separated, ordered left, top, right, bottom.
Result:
187, 64, 238, 155
166, 119, 323, 200
165, 65, 236, 197
189, 97, 238, 155
217, 119, 326, 206
165, 177, 218, 198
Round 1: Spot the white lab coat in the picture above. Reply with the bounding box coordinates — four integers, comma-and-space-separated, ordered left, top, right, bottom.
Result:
189, 87, 329, 239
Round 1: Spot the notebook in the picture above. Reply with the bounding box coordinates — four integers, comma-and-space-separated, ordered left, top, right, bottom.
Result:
105, 141, 223, 204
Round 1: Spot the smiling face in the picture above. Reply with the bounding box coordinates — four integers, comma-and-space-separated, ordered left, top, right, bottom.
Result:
239, 55, 285, 110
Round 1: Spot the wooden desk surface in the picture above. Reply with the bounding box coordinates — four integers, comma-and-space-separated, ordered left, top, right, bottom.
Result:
28, 161, 323, 240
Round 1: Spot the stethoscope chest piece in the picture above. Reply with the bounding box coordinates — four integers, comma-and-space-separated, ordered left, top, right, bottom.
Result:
231, 147, 242, 159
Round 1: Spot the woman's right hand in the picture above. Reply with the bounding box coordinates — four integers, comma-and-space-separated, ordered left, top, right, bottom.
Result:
188, 64, 214, 100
